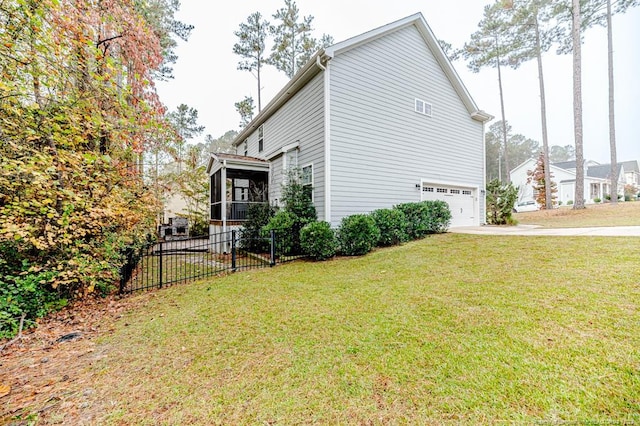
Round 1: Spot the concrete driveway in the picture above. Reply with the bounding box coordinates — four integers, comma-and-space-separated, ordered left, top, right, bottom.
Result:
449, 225, 640, 236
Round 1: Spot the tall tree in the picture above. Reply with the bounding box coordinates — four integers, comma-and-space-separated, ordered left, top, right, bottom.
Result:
0, 0, 183, 299
572, 0, 586, 209
207, 131, 238, 154
268, 0, 333, 79
462, 3, 514, 182
166, 104, 205, 171
235, 96, 255, 129
485, 121, 540, 182
135, 0, 194, 81
233, 12, 270, 112
549, 144, 576, 162
501, 0, 560, 209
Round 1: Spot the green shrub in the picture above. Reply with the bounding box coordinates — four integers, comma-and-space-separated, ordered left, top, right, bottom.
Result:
395, 200, 451, 239
370, 208, 408, 246
300, 221, 337, 261
263, 210, 297, 256
567, 200, 574, 205
240, 203, 276, 253
337, 214, 380, 256
0, 271, 67, 339
485, 179, 518, 225
593, 197, 601, 203
425, 200, 452, 233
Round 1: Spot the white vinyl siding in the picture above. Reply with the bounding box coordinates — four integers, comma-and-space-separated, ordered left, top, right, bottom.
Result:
328, 25, 485, 225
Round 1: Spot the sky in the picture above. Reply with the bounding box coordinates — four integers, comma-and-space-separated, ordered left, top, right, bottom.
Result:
155, 0, 640, 165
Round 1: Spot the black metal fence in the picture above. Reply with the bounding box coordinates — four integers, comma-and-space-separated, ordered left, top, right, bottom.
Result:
119, 229, 301, 294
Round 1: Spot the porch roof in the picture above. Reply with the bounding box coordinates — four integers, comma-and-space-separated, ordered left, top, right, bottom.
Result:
207, 152, 269, 175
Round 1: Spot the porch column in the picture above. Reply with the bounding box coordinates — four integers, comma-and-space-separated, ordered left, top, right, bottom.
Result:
221, 164, 227, 234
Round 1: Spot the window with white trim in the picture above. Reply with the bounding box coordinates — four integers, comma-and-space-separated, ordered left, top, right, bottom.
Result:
258, 125, 264, 152
283, 148, 298, 182
437, 188, 448, 193
462, 190, 472, 195
415, 98, 432, 117
243, 139, 248, 156
450, 189, 460, 195
301, 163, 313, 201
423, 187, 434, 192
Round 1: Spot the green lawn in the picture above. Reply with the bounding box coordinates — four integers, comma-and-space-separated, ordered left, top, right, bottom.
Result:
88, 234, 639, 425
515, 200, 640, 228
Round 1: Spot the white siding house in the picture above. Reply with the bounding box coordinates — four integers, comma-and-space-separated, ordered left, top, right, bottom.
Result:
207, 13, 492, 237
510, 158, 627, 206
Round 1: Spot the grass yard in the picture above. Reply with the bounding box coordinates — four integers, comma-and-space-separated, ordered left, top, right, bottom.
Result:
514, 200, 640, 228
65, 233, 640, 425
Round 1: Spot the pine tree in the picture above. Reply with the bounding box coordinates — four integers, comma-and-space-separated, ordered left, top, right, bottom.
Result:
233, 12, 270, 112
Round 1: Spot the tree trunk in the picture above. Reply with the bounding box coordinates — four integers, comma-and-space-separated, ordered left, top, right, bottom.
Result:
534, 15, 552, 209
257, 59, 262, 112
496, 43, 510, 183
607, 0, 618, 205
572, 0, 585, 209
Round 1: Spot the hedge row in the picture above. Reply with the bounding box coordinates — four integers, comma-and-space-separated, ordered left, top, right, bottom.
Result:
300, 200, 451, 260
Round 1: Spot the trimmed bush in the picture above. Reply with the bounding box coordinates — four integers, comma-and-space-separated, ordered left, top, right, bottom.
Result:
337, 214, 380, 256
425, 200, 452, 233
395, 200, 451, 239
370, 208, 409, 246
567, 200, 574, 205
263, 210, 297, 256
300, 221, 337, 261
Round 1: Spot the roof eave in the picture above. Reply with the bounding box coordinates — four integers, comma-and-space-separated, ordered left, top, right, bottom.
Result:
231, 50, 327, 147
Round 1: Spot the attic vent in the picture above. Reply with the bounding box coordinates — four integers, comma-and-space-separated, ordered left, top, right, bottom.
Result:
415, 98, 432, 117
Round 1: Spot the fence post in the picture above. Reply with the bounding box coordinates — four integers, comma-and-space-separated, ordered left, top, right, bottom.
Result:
231, 230, 237, 272
270, 229, 276, 267
158, 241, 163, 289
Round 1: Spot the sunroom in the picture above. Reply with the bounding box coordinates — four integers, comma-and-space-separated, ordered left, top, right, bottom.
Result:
207, 153, 269, 236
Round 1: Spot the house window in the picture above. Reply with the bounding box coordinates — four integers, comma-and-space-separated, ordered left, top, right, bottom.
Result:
243, 139, 248, 156
283, 148, 298, 177
437, 188, 448, 193
462, 190, 472, 195
423, 186, 434, 192
301, 164, 313, 200
415, 98, 432, 117
258, 125, 264, 152
450, 189, 460, 195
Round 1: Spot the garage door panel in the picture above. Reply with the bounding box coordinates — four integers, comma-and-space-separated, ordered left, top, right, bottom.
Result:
421, 184, 476, 227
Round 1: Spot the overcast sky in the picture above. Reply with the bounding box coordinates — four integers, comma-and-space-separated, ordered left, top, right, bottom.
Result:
155, 0, 640, 165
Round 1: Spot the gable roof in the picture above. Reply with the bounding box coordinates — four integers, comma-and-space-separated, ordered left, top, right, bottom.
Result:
231, 12, 491, 147
587, 163, 624, 181
552, 160, 577, 170
206, 152, 268, 174
621, 160, 639, 173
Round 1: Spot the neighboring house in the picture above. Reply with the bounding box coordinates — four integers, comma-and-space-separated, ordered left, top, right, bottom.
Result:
510, 158, 627, 206
621, 160, 640, 187
207, 13, 492, 240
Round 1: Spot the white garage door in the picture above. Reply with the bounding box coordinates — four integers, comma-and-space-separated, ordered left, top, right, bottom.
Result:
421, 184, 476, 227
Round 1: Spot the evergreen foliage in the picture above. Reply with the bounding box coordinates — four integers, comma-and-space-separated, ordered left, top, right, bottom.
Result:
370, 208, 409, 246
300, 221, 337, 260
486, 179, 519, 225
337, 214, 380, 256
